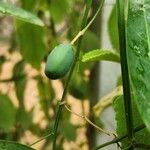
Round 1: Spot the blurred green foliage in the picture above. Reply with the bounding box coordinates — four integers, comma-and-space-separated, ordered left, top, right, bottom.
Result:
0, 0, 99, 149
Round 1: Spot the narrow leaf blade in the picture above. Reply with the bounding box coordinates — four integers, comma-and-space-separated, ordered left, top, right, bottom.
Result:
81, 49, 120, 63
0, 1, 44, 26
108, 5, 119, 51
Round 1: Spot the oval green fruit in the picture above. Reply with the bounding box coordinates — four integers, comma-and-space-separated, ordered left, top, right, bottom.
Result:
45, 44, 75, 80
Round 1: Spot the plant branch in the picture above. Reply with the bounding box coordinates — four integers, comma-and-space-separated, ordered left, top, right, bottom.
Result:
116, 0, 134, 148
93, 124, 145, 150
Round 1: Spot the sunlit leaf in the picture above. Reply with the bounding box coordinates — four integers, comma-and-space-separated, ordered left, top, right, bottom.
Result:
0, 1, 44, 26
81, 49, 120, 63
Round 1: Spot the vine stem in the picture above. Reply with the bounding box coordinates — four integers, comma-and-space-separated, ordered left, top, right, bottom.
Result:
64, 104, 116, 137
116, 0, 134, 149
29, 132, 54, 147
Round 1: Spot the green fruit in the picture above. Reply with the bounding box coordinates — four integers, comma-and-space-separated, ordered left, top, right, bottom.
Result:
45, 44, 75, 79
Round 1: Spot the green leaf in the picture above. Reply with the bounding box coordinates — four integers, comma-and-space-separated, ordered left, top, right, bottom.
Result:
127, 0, 150, 131
49, 0, 69, 22
16, 107, 33, 130
69, 73, 89, 100
113, 96, 150, 148
13, 61, 26, 104
16, 0, 46, 69
81, 31, 100, 52
20, 0, 36, 11
37, 76, 55, 118
0, 94, 16, 132
81, 49, 120, 63
0, 1, 44, 26
108, 5, 119, 51
0, 140, 34, 150
61, 121, 77, 141
16, 22, 46, 69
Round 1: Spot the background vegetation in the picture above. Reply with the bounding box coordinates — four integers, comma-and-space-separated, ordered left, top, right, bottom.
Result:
0, 0, 150, 150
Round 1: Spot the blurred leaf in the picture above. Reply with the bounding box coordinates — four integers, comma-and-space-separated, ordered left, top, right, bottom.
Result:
49, 0, 69, 22
0, 56, 5, 73
20, 0, 36, 11
61, 121, 77, 141
16, 107, 33, 130
60, 107, 77, 141
37, 76, 55, 118
0, 94, 16, 132
55, 145, 63, 150
69, 73, 89, 100
113, 96, 150, 148
16, 0, 46, 69
0, 140, 34, 150
116, 75, 122, 86
13, 61, 26, 104
108, 5, 119, 51
28, 124, 42, 136
81, 49, 120, 63
81, 31, 100, 52
0, 1, 44, 26
93, 86, 122, 117
16, 22, 46, 69
67, 5, 82, 40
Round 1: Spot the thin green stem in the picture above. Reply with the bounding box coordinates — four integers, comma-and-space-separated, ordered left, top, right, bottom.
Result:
116, 0, 134, 149
93, 124, 145, 150
71, 0, 105, 45
52, 1, 92, 149
29, 132, 54, 147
